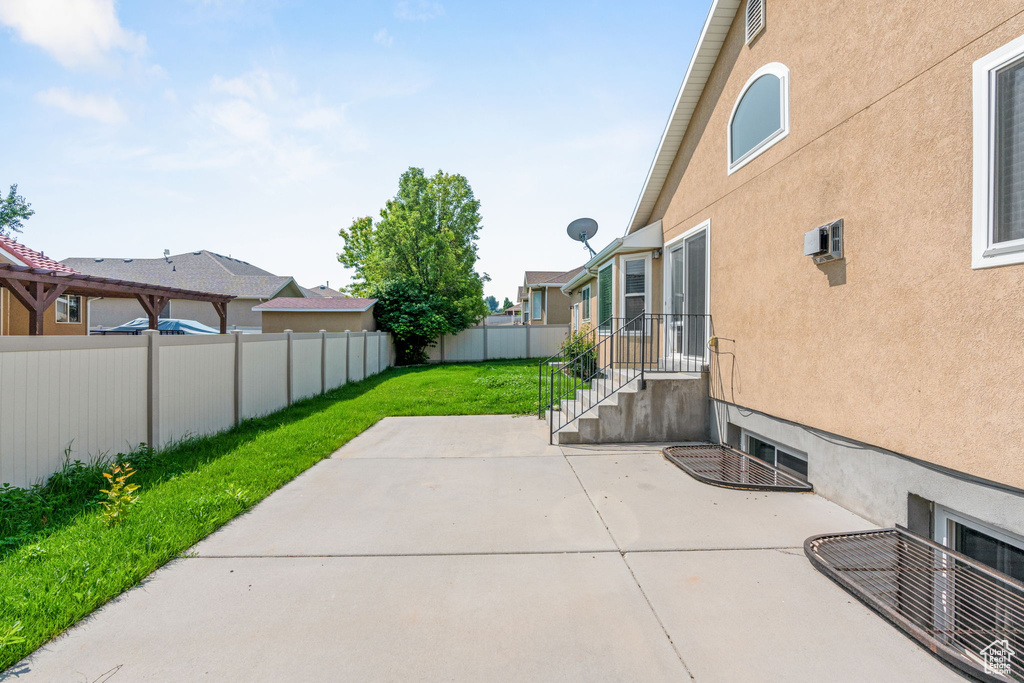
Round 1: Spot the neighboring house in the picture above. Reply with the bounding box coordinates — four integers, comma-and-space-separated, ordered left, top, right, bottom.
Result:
62, 250, 306, 332
518, 268, 584, 325
1, 236, 233, 335
253, 297, 377, 333
299, 284, 346, 298
0, 236, 89, 336
557, 1, 1024, 580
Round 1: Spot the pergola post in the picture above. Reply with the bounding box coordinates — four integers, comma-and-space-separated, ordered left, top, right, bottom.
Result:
212, 301, 228, 334
136, 294, 170, 331
3, 279, 68, 335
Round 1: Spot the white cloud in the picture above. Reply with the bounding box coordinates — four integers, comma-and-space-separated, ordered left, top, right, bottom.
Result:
0, 0, 145, 69
210, 68, 277, 102
36, 87, 126, 124
394, 0, 443, 21
373, 28, 393, 47
199, 98, 271, 141
295, 106, 345, 131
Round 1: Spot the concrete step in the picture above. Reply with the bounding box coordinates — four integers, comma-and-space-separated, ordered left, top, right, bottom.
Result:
552, 372, 709, 445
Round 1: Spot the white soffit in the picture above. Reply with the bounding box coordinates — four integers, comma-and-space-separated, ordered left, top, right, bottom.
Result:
626, 0, 741, 235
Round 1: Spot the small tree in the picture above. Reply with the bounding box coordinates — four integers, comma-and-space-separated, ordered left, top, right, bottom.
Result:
485, 295, 498, 313
501, 297, 513, 311
339, 167, 489, 363
0, 184, 34, 237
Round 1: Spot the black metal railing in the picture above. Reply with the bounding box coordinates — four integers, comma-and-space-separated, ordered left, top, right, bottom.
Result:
538, 313, 712, 439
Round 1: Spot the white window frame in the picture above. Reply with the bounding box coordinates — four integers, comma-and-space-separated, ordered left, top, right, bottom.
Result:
972, 34, 1024, 269
741, 429, 808, 479
727, 62, 790, 175
581, 284, 591, 323
663, 220, 712, 361
934, 505, 1024, 556
55, 294, 82, 324
531, 289, 544, 322
619, 253, 651, 332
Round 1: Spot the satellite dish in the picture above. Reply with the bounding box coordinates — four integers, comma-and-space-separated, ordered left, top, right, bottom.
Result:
567, 218, 599, 258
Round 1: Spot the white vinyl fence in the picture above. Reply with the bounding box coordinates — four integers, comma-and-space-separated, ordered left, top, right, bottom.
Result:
426, 324, 569, 363
0, 330, 393, 489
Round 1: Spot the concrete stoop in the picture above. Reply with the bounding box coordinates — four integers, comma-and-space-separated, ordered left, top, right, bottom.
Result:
552, 372, 710, 445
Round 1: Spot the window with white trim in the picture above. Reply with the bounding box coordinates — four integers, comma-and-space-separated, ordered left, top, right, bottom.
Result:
622, 258, 646, 322
744, 432, 807, 481
532, 290, 543, 320
728, 63, 789, 174
973, 35, 1024, 268
56, 294, 82, 324
935, 507, 1024, 583
581, 285, 591, 322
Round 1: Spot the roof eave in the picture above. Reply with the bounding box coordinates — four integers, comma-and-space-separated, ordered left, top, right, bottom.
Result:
624, 0, 741, 235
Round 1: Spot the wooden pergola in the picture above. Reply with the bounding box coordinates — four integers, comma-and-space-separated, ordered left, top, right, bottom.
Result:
0, 262, 234, 335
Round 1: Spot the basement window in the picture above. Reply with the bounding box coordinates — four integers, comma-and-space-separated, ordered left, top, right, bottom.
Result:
744, 431, 807, 481
935, 507, 1024, 583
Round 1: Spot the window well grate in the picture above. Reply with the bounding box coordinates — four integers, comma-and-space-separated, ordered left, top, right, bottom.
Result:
663, 444, 812, 492
806, 528, 1024, 682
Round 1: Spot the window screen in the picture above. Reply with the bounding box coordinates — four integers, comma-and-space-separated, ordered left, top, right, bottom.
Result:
623, 259, 645, 325
994, 58, 1024, 245
581, 286, 591, 321
730, 74, 782, 164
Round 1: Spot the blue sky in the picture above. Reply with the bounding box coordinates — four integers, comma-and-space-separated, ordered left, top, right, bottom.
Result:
0, 0, 707, 301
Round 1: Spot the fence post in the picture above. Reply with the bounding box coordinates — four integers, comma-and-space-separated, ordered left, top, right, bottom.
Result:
285, 329, 293, 405
482, 325, 488, 361
362, 331, 368, 379
440, 334, 446, 363
320, 330, 327, 394
144, 329, 161, 450
344, 331, 351, 383
525, 325, 531, 359
232, 330, 244, 425
378, 333, 385, 374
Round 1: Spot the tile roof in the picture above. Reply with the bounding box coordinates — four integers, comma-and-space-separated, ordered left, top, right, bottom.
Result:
61, 250, 297, 298
252, 297, 377, 311
0, 235, 79, 274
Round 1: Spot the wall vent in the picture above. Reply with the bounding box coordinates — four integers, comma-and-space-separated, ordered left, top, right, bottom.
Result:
745, 0, 765, 44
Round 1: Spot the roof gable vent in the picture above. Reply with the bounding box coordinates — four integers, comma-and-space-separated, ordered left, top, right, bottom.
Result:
745, 0, 765, 44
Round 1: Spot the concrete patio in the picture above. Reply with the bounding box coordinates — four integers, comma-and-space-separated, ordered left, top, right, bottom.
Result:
9, 415, 965, 682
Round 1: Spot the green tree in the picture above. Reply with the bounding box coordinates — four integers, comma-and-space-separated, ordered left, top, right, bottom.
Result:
339, 167, 489, 364
485, 295, 498, 313
0, 184, 34, 237
501, 297, 513, 311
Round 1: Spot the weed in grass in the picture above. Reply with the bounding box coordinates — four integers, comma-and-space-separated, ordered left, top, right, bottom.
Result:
98, 464, 140, 527
0, 621, 25, 649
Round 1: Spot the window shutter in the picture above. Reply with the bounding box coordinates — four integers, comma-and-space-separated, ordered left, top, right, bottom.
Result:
598, 265, 613, 330
745, 0, 765, 44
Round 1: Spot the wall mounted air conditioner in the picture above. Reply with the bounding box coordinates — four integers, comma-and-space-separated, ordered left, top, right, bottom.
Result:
804, 219, 843, 264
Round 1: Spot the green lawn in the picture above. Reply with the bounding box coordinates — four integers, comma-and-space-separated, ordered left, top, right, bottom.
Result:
0, 359, 543, 671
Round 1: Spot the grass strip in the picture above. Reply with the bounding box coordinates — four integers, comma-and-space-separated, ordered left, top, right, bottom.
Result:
0, 359, 542, 671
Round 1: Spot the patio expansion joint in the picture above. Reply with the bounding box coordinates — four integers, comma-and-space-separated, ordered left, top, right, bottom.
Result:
186, 549, 623, 559
563, 454, 698, 681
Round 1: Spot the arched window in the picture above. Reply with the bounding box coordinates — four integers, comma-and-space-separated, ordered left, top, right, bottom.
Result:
728, 63, 789, 173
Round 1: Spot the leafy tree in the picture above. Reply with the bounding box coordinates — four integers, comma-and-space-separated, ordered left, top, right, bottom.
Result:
339, 167, 489, 364
0, 184, 34, 237
501, 297, 513, 311
484, 295, 498, 313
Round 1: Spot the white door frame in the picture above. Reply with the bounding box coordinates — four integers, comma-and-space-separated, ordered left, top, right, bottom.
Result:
662, 219, 711, 362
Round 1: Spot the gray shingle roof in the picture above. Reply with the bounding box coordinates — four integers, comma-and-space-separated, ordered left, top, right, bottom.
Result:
299, 284, 346, 298
523, 266, 586, 287
61, 250, 297, 298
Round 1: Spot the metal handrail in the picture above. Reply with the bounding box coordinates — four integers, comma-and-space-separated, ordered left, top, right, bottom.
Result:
542, 313, 713, 442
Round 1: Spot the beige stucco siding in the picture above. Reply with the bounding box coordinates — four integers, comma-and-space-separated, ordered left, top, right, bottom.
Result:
260, 309, 376, 333
646, 2, 1024, 487
0, 288, 89, 336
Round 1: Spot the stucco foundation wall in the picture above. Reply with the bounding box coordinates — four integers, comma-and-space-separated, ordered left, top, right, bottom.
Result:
712, 401, 1024, 540
260, 309, 375, 333
649, 1, 1024, 488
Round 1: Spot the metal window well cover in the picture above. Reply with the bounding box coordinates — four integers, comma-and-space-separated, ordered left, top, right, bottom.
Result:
805, 528, 1024, 682
662, 444, 812, 492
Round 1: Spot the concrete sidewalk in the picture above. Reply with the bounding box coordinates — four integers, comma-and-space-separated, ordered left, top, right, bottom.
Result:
8, 415, 964, 682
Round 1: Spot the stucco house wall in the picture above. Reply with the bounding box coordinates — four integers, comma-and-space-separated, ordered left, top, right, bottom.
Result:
0, 288, 89, 336
640, 1, 1024, 489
